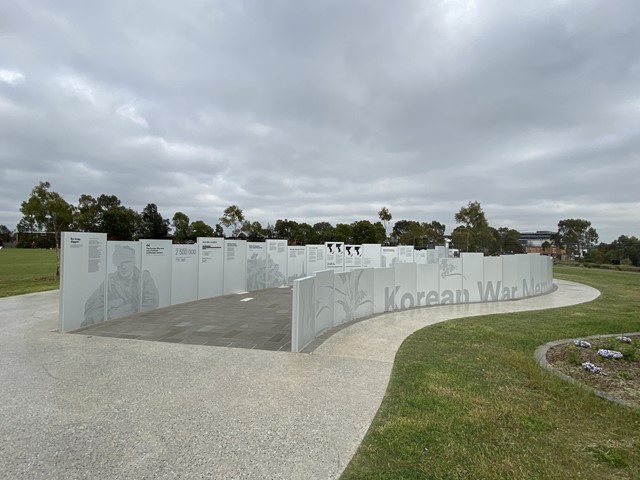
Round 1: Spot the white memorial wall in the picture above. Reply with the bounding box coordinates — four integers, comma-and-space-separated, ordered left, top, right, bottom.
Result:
291, 253, 553, 352
60, 236, 554, 346
197, 237, 224, 299
286, 246, 306, 285
266, 239, 288, 288
246, 242, 267, 291
171, 244, 199, 305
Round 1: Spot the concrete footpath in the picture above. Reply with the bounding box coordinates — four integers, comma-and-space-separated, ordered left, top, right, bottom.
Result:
0, 280, 599, 479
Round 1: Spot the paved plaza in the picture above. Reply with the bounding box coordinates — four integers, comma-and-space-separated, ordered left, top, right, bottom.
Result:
74, 287, 294, 351
0, 280, 599, 479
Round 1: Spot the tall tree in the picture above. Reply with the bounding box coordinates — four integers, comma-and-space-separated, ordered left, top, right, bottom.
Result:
313, 222, 336, 243
74, 194, 139, 240
139, 203, 169, 239
351, 220, 386, 244
490, 227, 524, 255
292, 222, 318, 244
378, 206, 392, 240
241, 221, 266, 241
551, 219, 598, 259
334, 223, 354, 243
219, 205, 245, 237
75, 194, 101, 232
19, 181, 74, 276
423, 221, 446, 246
392, 220, 423, 246
171, 212, 190, 243
189, 220, 214, 239
274, 219, 298, 240
0, 224, 11, 243
454, 201, 492, 252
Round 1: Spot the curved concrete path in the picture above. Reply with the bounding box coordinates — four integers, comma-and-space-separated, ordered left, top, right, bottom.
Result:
0, 279, 599, 479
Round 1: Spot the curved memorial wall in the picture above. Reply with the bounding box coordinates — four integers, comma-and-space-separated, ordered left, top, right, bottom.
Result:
58, 233, 553, 349
291, 253, 553, 352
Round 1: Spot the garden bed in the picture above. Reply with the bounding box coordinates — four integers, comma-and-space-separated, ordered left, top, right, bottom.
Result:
546, 334, 640, 407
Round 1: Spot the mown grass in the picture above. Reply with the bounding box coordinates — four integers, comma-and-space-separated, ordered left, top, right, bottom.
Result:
0, 248, 58, 297
342, 266, 640, 479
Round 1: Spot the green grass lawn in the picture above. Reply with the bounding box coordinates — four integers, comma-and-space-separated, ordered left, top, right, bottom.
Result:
342, 266, 640, 479
0, 248, 59, 297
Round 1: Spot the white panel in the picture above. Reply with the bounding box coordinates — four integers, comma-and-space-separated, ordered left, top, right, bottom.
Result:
373, 267, 395, 313
171, 244, 199, 305
314, 269, 334, 334
439, 258, 464, 304
292, 276, 315, 353
325, 242, 344, 272
380, 246, 398, 268
528, 253, 542, 295
104, 241, 145, 320
223, 240, 247, 294
140, 239, 172, 308
266, 239, 288, 288
394, 263, 417, 310
427, 249, 438, 264
287, 246, 307, 285
362, 244, 381, 268
333, 271, 351, 325
502, 255, 519, 300
462, 253, 484, 303
435, 246, 448, 259
414, 249, 427, 264
344, 245, 363, 271
516, 254, 530, 299
416, 263, 439, 307
482, 256, 504, 302
246, 242, 267, 291
306, 245, 325, 275
197, 237, 224, 299
397, 246, 415, 264
354, 268, 375, 318
60, 232, 108, 332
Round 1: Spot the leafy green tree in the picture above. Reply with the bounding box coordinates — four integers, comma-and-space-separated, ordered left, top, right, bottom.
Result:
423, 221, 446, 246
139, 203, 169, 239
351, 220, 386, 244
102, 206, 139, 241
16, 216, 37, 234
550, 219, 598, 259
75, 194, 101, 232
490, 227, 524, 255
313, 222, 336, 243
214, 223, 224, 237
454, 201, 492, 253
219, 205, 245, 237
274, 219, 298, 240
0, 224, 11, 243
74, 194, 139, 240
190, 220, 214, 239
171, 212, 190, 243
292, 222, 318, 244
378, 206, 392, 239
241, 221, 267, 241
19, 181, 74, 276
334, 223, 353, 243
585, 235, 640, 266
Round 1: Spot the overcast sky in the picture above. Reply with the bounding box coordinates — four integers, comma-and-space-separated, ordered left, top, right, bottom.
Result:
1, 0, 639, 242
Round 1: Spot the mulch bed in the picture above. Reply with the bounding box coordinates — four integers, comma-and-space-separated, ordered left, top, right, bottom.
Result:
546, 335, 640, 407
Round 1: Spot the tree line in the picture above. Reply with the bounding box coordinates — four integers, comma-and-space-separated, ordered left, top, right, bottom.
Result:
6, 181, 635, 267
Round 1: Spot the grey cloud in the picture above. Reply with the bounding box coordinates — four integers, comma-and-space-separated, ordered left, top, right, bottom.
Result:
1, 0, 639, 242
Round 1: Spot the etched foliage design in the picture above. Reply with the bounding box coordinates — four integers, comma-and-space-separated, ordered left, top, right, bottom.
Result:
334, 270, 372, 322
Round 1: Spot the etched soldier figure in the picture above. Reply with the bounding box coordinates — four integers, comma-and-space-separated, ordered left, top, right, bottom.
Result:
83, 245, 159, 326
